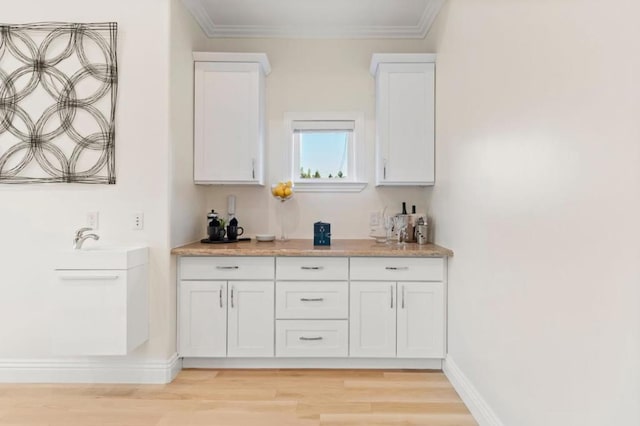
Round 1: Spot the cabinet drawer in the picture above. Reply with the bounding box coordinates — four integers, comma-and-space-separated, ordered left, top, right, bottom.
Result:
350, 257, 444, 281
180, 257, 274, 280
276, 320, 348, 357
276, 257, 348, 281
276, 282, 348, 319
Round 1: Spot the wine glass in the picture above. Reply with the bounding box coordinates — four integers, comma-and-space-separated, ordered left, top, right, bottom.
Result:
271, 181, 294, 241
393, 215, 409, 246
382, 208, 394, 245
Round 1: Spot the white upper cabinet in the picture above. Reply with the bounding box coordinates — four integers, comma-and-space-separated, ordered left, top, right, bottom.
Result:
193, 52, 270, 185
371, 54, 436, 186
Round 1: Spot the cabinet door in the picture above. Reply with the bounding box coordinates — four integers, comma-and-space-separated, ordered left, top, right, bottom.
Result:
397, 282, 445, 358
376, 62, 435, 186
52, 271, 128, 356
194, 62, 263, 184
227, 281, 274, 357
179, 281, 227, 357
350, 282, 397, 357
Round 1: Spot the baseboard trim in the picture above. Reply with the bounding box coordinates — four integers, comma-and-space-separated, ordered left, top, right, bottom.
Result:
443, 355, 503, 426
0, 353, 182, 384
183, 357, 442, 370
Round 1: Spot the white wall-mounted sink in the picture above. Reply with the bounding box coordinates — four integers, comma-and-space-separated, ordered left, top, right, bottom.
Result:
56, 246, 148, 270
52, 245, 150, 356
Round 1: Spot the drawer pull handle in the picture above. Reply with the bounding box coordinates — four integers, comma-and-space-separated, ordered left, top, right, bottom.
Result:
230, 286, 235, 308
385, 266, 409, 271
299, 336, 323, 341
300, 298, 324, 302
216, 266, 239, 270
219, 285, 223, 308
59, 275, 119, 281
300, 266, 324, 270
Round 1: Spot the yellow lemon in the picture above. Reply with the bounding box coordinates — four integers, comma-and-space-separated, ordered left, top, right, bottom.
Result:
284, 187, 292, 197
271, 186, 278, 196
276, 187, 285, 197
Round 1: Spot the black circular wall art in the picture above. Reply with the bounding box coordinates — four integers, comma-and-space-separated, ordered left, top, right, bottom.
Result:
0, 22, 117, 184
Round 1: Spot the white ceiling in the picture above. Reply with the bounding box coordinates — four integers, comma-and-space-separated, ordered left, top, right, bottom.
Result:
182, 0, 445, 39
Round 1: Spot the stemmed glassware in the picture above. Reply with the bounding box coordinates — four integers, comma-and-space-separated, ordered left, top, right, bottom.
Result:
271, 181, 294, 241
380, 207, 395, 245
393, 215, 409, 246
379, 207, 409, 245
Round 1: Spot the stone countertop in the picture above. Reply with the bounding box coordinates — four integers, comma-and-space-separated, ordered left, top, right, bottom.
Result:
171, 239, 453, 257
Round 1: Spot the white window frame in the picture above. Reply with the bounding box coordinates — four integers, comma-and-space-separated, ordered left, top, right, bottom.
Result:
284, 112, 367, 193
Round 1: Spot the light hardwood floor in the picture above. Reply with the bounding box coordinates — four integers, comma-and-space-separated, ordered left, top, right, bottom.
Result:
0, 369, 477, 426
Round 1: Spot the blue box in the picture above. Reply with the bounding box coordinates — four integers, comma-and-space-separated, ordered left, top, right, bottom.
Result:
314, 222, 331, 246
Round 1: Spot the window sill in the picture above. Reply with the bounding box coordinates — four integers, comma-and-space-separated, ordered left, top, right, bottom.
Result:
293, 181, 368, 193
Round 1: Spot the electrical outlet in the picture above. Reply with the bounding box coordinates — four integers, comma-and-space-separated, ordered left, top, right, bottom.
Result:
369, 212, 379, 227
133, 212, 144, 230
87, 211, 99, 230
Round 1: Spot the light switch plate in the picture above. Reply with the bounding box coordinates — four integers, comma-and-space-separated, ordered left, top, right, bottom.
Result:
133, 212, 144, 230
369, 212, 379, 227
87, 211, 99, 230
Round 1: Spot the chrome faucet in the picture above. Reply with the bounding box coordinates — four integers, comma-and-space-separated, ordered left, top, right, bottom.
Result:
73, 227, 100, 250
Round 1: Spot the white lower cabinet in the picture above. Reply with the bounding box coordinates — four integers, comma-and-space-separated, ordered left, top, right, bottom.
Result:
227, 281, 274, 357
275, 279, 349, 357
179, 279, 274, 358
397, 282, 445, 358
350, 281, 445, 359
179, 281, 227, 357
177, 255, 446, 365
349, 282, 397, 357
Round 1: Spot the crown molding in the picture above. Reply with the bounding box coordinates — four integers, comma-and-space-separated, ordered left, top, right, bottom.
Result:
370, 53, 437, 76
182, 0, 217, 37
417, 0, 445, 39
192, 52, 271, 75
182, 0, 445, 39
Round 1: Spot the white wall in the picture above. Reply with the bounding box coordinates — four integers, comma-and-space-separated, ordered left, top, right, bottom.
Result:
169, 0, 209, 248
0, 0, 174, 360
200, 38, 436, 238
167, 0, 209, 356
427, 1, 640, 424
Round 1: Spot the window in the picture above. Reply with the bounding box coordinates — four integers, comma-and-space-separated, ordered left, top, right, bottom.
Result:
285, 112, 366, 192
